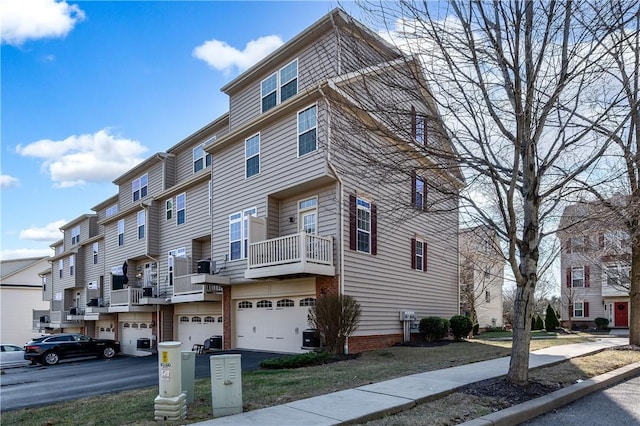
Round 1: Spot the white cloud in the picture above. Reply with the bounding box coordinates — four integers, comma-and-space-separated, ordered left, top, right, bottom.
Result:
19, 219, 66, 242
0, 174, 20, 188
0, 0, 85, 46
193, 35, 284, 75
16, 129, 148, 188
0, 247, 54, 260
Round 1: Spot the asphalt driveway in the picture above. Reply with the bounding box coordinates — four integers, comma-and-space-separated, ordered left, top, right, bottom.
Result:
0, 349, 285, 412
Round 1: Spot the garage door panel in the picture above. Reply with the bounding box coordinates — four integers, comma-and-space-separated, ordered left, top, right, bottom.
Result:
177, 315, 222, 351
120, 322, 153, 356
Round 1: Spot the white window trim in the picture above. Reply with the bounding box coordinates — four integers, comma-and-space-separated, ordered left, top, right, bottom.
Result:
106, 204, 118, 217
415, 177, 426, 209
297, 104, 317, 157
165, 199, 173, 221
69, 254, 75, 276
260, 58, 298, 113
245, 133, 261, 179
298, 196, 318, 234
132, 173, 148, 202
571, 266, 584, 288
193, 143, 212, 173
93, 242, 99, 265
176, 193, 186, 225
573, 301, 585, 318
117, 219, 125, 246
229, 207, 257, 260
356, 197, 372, 254
71, 226, 80, 245
137, 210, 145, 239
415, 238, 425, 271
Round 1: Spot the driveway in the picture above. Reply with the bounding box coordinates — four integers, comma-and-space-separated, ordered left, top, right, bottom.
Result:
0, 349, 284, 412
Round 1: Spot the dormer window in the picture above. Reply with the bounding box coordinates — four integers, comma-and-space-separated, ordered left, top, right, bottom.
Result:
132, 174, 148, 202
261, 59, 298, 113
71, 226, 80, 245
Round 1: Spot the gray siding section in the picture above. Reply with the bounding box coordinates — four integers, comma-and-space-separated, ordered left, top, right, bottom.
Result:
117, 163, 164, 211
147, 201, 160, 256
164, 155, 176, 189
212, 106, 331, 280
229, 32, 338, 132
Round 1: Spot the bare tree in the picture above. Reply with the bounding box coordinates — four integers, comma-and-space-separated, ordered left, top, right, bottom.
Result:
326, 1, 629, 384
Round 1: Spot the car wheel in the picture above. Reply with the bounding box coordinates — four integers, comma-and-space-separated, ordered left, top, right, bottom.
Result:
102, 346, 116, 359
43, 352, 59, 366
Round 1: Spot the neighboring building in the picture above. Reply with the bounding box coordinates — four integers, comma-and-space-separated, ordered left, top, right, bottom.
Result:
33, 8, 462, 355
1, 257, 51, 345
459, 227, 504, 329
558, 202, 631, 329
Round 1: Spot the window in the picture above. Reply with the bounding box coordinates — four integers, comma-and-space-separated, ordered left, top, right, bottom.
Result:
257, 300, 273, 308
411, 238, 428, 271
69, 254, 74, 276
300, 297, 316, 307
416, 115, 426, 145
71, 226, 80, 245
238, 301, 252, 309
179, 316, 189, 323
603, 230, 629, 251
573, 301, 587, 318
298, 197, 317, 234
567, 236, 587, 253
167, 247, 186, 287
191, 316, 202, 323
93, 243, 99, 264
298, 105, 317, 156
567, 266, 590, 288
412, 174, 427, 209
106, 204, 118, 217
193, 143, 212, 173
261, 59, 298, 113
357, 198, 371, 253
59, 259, 63, 279
42, 276, 47, 292
208, 181, 212, 216
176, 193, 186, 225
165, 199, 173, 220
137, 210, 145, 239
132, 174, 148, 202
245, 134, 260, 178
229, 207, 257, 260
277, 299, 295, 307
349, 195, 377, 255
118, 219, 125, 246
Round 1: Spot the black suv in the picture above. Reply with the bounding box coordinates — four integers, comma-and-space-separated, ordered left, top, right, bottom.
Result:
24, 333, 121, 366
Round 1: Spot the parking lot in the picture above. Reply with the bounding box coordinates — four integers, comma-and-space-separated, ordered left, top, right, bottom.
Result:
0, 350, 284, 412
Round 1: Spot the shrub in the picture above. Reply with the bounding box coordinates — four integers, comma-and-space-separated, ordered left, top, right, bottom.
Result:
534, 315, 544, 330
307, 294, 361, 355
472, 323, 480, 336
545, 304, 560, 331
450, 315, 473, 340
595, 317, 610, 330
260, 351, 336, 369
419, 316, 449, 342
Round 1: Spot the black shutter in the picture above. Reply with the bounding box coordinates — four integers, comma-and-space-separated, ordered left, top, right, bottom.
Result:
411, 238, 416, 269
371, 203, 377, 255
349, 195, 356, 251
411, 106, 417, 139
411, 171, 416, 207
423, 242, 428, 272
584, 265, 590, 287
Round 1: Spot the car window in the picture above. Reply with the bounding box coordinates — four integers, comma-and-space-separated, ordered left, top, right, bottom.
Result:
77, 335, 91, 342
4, 345, 22, 352
48, 336, 73, 342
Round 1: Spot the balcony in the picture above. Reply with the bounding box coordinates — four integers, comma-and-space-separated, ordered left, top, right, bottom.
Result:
172, 275, 225, 303
245, 232, 335, 279
109, 287, 166, 312
33, 310, 85, 330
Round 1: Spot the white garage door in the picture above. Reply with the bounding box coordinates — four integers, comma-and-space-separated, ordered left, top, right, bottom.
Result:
120, 322, 153, 356
97, 325, 115, 340
177, 315, 223, 351
235, 297, 315, 353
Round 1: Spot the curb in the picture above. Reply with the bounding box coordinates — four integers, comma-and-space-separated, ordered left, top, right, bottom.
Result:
459, 362, 640, 426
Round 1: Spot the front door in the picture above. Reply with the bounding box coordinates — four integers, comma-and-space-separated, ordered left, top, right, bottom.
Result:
614, 302, 629, 327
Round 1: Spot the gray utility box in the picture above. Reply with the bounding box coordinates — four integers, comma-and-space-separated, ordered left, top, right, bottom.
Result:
210, 354, 242, 418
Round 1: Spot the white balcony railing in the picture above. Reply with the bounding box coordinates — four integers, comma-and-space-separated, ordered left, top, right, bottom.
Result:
174, 276, 222, 295
110, 287, 143, 306
246, 232, 334, 278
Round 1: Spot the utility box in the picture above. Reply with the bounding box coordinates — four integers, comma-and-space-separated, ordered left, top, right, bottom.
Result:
210, 354, 242, 418
181, 351, 196, 404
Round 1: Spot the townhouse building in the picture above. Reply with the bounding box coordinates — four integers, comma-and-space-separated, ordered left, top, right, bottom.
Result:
559, 202, 631, 329
33, 8, 462, 355
459, 227, 505, 329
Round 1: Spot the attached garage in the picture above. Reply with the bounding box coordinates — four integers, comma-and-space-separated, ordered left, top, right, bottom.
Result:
118, 313, 154, 356
174, 302, 222, 351
96, 320, 115, 340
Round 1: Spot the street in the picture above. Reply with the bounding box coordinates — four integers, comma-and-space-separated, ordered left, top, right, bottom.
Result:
0, 350, 283, 412
523, 375, 640, 425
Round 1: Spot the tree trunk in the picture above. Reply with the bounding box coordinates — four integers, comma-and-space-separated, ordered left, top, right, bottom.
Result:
630, 236, 640, 345
507, 270, 535, 384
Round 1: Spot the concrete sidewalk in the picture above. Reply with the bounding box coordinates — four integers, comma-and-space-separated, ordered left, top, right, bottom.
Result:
191, 338, 630, 426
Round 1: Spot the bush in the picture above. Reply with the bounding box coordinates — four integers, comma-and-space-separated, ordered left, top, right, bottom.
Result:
307, 294, 361, 355
260, 351, 336, 369
534, 315, 544, 331
484, 326, 508, 333
450, 315, 473, 340
472, 323, 480, 336
419, 316, 450, 342
545, 304, 560, 331
595, 317, 610, 330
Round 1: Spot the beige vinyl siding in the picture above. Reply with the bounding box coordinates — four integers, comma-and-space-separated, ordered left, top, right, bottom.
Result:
338, 29, 398, 74
42, 271, 53, 302
211, 108, 331, 280
117, 164, 164, 211
146, 202, 160, 257
560, 252, 605, 321
175, 142, 209, 183
228, 32, 338, 132
164, 155, 176, 189
83, 239, 104, 298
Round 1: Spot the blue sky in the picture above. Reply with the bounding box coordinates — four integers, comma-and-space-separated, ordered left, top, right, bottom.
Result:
1, 0, 349, 260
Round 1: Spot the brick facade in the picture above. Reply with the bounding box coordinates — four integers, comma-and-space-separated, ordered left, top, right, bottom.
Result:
347, 333, 404, 353
222, 286, 232, 350
316, 275, 340, 298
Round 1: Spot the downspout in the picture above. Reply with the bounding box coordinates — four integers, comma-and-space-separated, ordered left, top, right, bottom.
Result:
142, 202, 161, 344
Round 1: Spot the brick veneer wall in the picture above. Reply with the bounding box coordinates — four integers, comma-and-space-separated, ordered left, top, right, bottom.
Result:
316, 275, 339, 297
348, 334, 404, 353
222, 286, 232, 350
